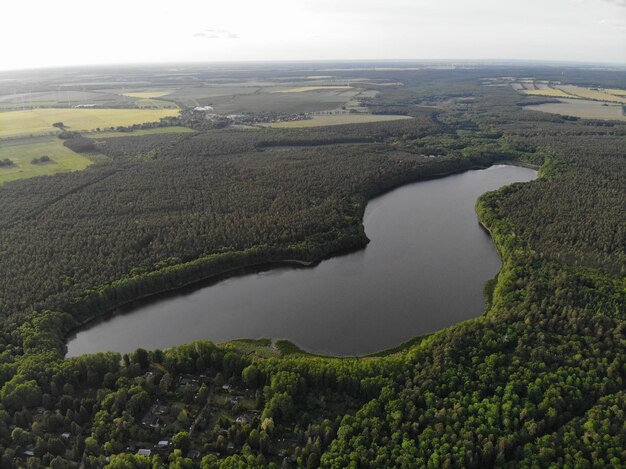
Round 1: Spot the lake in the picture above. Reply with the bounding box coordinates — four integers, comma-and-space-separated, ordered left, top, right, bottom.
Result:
66, 165, 537, 357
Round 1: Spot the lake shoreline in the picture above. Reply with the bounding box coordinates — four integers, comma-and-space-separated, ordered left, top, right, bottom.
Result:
64, 161, 536, 357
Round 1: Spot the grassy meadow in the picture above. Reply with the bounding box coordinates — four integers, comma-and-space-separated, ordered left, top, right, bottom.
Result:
0, 108, 179, 138
0, 136, 92, 185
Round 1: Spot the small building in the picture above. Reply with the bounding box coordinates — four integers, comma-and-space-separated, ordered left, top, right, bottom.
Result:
60, 432, 71, 439
157, 440, 170, 449
187, 450, 200, 459
236, 414, 251, 425
137, 449, 151, 457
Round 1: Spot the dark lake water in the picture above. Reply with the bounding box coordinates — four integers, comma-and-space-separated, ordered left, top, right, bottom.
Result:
66, 165, 537, 357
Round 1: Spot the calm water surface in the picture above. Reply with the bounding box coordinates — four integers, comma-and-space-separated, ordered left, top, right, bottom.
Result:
67, 165, 537, 357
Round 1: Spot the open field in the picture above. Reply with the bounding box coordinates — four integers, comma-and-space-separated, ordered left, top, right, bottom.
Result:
273, 86, 354, 93
134, 98, 178, 109
262, 113, 412, 128
556, 85, 626, 104
605, 88, 626, 96
0, 90, 131, 110
208, 90, 358, 114
521, 89, 571, 98
0, 136, 91, 185
0, 108, 179, 138
524, 98, 626, 121
87, 126, 195, 138
122, 89, 175, 98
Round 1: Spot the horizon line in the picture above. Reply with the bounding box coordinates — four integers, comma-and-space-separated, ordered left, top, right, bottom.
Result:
2, 57, 626, 74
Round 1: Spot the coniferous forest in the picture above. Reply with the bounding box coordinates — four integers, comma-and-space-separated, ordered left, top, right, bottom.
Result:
0, 66, 624, 468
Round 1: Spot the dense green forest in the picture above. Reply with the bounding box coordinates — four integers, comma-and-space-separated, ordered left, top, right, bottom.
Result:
0, 66, 624, 467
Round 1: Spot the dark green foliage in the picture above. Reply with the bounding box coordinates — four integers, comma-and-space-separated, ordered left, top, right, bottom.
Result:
0, 65, 624, 467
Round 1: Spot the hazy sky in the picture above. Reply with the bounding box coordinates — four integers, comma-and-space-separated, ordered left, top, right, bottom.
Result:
2, 0, 624, 71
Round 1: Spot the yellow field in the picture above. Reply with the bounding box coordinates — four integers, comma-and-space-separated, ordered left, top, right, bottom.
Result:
273, 86, 354, 93
0, 108, 179, 138
263, 114, 412, 128
605, 88, 626, 97
122, 90, 175, 98
521, 89, 571, 98
556, 85, 626, 104
0, 136, 91, 185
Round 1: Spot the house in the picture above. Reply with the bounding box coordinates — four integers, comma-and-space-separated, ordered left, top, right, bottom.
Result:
157, 440, 170, 449
236, 414, 252, 425
137, 449, 151, 457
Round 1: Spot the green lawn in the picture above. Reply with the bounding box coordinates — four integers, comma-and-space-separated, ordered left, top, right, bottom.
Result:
0, 137, 92, 185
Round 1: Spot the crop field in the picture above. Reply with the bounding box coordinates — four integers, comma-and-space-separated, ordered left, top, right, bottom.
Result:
0, 136, 91, 185
556, 85, 626, 104
524, 98, 626, 121
87, 126, 195, 138
208, 90, 358, 114
134, 98, 178, 109
273, 86, 354, 93
521, 89, 571, 98
122, 89, 175, 98
605, 88, 626, 96
262, 113, 413, 128
0, 90, 130, 110
0, 108, 179, 138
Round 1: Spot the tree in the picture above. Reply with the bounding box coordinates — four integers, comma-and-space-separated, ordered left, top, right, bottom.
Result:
172, 431, 191, 454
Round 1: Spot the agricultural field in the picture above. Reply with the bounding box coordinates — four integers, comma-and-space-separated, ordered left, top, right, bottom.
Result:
524, 98, 626, 121
521, 88, 571, 98
122, 89, 176, 98
273, 86, 353, 93
556, 85, 626, 103
0, 90, 131, 110
0, 108, 179, 138
262, 113, 412, 128
134, 98, 178, 109
86, 126, 195, 138
208, 89, 359, 114
0, 136, 91, 185
605, 88, 626, 96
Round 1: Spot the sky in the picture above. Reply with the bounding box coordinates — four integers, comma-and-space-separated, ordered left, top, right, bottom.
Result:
1, 0, 624, 71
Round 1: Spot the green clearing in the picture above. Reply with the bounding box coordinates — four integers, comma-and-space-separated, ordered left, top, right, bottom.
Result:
0, 108, 180, 138
262, 113, 413, 128
87, 126, 195, 138
0, 136, 91, 185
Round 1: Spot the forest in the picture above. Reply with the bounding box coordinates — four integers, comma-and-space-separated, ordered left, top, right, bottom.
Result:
0, 66, 624, 467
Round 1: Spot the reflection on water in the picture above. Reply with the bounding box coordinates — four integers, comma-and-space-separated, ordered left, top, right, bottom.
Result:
67, 165, 537, 357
